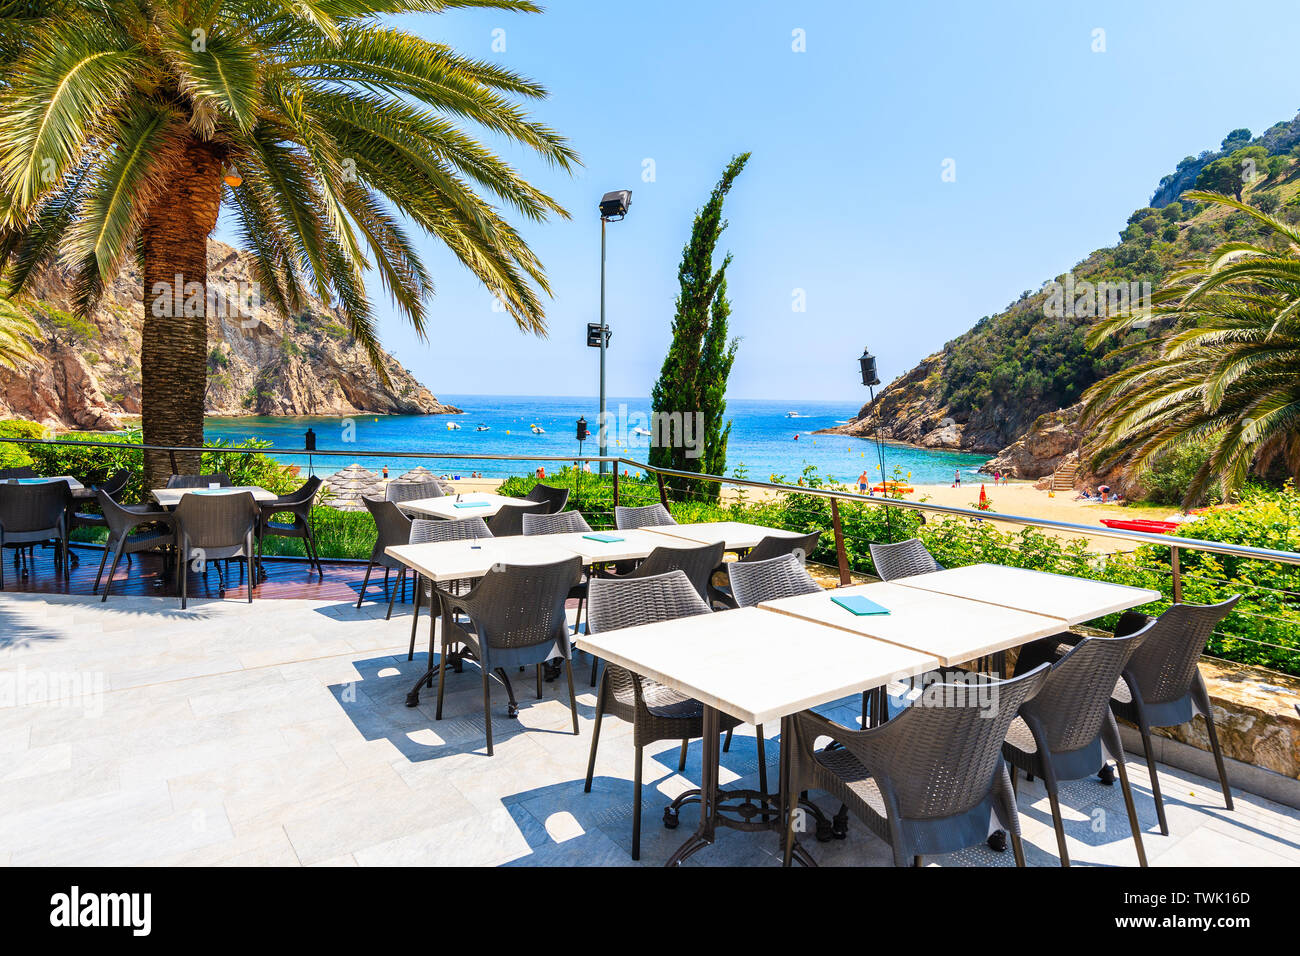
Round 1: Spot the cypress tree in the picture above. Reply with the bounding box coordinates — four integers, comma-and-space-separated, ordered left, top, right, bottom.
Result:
649, 153, 748, 499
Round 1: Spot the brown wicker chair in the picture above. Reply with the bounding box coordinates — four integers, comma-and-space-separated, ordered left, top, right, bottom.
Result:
0, 481, 72, 588
258, 476, 324, 577
1003, 628, 1152, 867
95, 490, 174, 602
868, 537, 942, 580
485, 500, 547, 537
432, 556, 583, 756
524, 483, 570, 515
613, 503, 675, 529
709, 531, 822, 609
166, 473, 232, 489
1015, 597, 1241, 835
784, 665, 1049, 867
405, 516, 493, 660
172, 490, 259, 609
357, 495, 413, 615
584, 570, 748, 860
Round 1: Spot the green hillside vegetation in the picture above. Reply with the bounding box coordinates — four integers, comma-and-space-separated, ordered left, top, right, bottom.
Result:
936, 119, 1300, 424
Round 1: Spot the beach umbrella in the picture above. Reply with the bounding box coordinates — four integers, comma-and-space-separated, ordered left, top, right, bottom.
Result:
323, 463, 383, 511
393, 465, 454, 496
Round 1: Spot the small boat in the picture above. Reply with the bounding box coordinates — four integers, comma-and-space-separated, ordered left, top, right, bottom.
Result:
530, 424, 545, 434
785, 411, 800, 418
1099, 518, 1181, 534
872, 482, 914, 494
632, 426, 651, 437
475, 424, 490, 431
446, 422, 460, 430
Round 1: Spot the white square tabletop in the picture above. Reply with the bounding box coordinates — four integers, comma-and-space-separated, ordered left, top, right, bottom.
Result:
890, 563, 1162, 624
648, 521, 808, 551
397, 491, 525, 520
575, 606, 939, 727
386, 537, 580, 583
524, 527, 714, 564
759, 582, 1067, 667
152, 485, 278, 508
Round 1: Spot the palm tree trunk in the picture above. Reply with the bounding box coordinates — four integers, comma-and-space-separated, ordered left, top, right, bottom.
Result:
140, 140, 223, 489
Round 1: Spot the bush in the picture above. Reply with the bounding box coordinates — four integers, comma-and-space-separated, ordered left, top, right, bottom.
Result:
0, 419, 45, 470
1139, 439, 1223, 507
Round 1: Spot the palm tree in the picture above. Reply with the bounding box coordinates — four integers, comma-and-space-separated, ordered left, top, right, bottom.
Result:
1081, 189, 1300, 506
0, 297, 38, 370
0, 0, 577, 486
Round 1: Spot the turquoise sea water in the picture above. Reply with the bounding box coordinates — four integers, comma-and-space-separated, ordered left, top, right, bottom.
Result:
203, 395, 989, 485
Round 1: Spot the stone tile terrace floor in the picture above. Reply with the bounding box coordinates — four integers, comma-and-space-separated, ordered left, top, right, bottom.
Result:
2, 589, 1298, 867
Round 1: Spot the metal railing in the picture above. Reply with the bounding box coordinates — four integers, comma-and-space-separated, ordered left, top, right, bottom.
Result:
4, 435, 1298, 669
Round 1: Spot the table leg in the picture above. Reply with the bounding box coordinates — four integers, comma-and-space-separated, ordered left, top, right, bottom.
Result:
405, 588, 459, 707
665, 706, 721, 866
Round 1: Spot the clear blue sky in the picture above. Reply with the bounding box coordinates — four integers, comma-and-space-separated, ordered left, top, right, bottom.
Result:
217, 0, 1300, 404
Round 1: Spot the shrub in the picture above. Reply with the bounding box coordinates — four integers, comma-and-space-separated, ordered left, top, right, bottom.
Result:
0, 419, 45, 470
1139, 439, 1223, 507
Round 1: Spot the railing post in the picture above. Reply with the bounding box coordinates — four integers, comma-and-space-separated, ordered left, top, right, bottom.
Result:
1171, 546, 1182, 604
831, 498, 851, 586
168, 450, 178, 475
656, 472, 669, 509
612, 466, 619, 507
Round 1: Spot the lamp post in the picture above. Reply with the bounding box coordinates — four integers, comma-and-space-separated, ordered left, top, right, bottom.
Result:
596, 189, 632, 475
859, 347, 892, 539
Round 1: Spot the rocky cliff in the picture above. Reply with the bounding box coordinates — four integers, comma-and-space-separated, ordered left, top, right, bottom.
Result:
0, 240, 459, 430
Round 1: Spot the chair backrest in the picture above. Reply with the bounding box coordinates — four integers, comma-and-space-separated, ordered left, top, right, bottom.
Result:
0, 467, 37, 480
0, 481, 70, 533
173, 491, 258, 549
522, 510, 591, 535
166, 473, 232, 489
587, 569, 711, 634
727, 553, 822, 607
851, 666, 1049, 821
362, 495, 413, 548
742, 531, 823, 565
869, 538, 942, 581
486, 500, 547, 537
1020, 626, 1150, 754
525, 483, 570, 515
1123, 597, 1241, 706
96, 469, 131, 497
470, 557, 583, 650
409, 515, 492, 545
614, 503, 675, 530
385, 480, 442, 503
622, 542, 726, 602
281, 475, 323, 508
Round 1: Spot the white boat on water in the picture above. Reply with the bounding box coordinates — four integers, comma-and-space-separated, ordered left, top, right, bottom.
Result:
530, 424, 545, 434
785, 411, 801, 418
632, 426, 652, 437
475, 424, 490, 431
446, 422, 460, 430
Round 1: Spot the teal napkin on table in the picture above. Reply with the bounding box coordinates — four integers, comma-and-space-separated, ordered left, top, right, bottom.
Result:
453, 501, 490, 508
583, 532, 624, 543
831, 594, 890, 616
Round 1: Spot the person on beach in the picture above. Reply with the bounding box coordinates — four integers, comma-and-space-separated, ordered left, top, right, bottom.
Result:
953, 469, 962, 488
858, 470, 870, 494
993, 469, 1001, 485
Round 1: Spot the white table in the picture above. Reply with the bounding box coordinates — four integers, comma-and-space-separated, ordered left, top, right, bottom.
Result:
522, 528, 704, 564
152, 485, 278, 508
576, 606, 938, 865
759, 582, 1067, 668
5, 475, 84, 491
649, 521, 807, 551
890, 564, 1161, 624
396, 491, 524, 520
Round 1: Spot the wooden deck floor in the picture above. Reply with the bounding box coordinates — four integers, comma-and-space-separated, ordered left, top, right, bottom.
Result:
0, 542, 399, 605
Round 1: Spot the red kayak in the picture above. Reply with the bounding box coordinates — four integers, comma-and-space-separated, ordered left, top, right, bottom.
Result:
1099, 518, 1181, 534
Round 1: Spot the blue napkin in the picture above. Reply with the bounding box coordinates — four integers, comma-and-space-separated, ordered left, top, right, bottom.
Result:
831, 594, 890, 616
453, 501, 490, 508
583, 533, 624, 543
